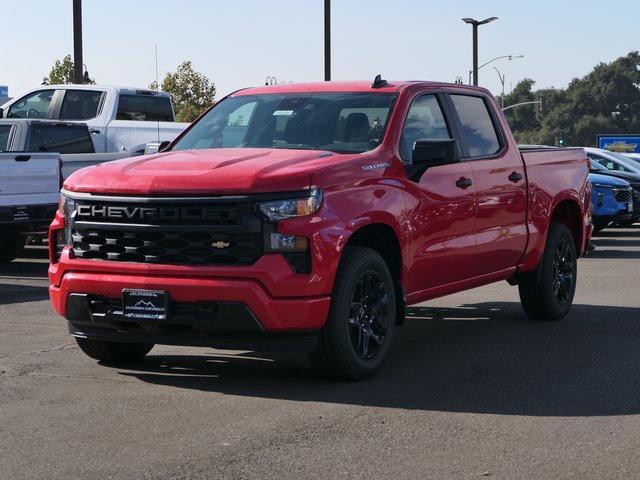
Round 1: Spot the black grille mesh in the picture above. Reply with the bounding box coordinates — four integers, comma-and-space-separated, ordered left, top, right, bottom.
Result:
614, 189, 632, 203
72, 230, 262, 265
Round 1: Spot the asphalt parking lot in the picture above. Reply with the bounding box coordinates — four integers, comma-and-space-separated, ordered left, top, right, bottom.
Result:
1, 227, 640, 480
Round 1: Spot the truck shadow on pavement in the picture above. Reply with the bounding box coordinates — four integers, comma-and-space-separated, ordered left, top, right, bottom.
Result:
117, 301, 640, 417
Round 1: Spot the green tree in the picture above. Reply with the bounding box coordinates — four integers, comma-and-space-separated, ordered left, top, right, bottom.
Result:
502, 52, 640, 147
151, 61, 216, 122
42, 55, 95, 85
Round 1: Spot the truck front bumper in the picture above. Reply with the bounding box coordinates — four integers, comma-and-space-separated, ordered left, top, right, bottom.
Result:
49, 270, 330, 352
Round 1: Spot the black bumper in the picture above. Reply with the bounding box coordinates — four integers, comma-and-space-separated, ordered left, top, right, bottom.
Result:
65, 293, 318, 352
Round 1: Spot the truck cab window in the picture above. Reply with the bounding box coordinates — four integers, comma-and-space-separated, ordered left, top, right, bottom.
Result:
0, 125, 11, 151
400, 94, 450, 163
7, 90, 54, 119
116, 95, 173, 122
450, 95, 501, 158
60, 90, 103, 120
27, 124, 95, 154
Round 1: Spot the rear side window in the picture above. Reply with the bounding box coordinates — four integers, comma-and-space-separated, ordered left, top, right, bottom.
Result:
590, 154, 628, 172
27, 124, 95, 154
60, 90, 103, 120
0, 125, 11, 151
7, 90, 54, 119
450, 95, 501, 157
116, 95, 173, 122
400, 94, 450, 163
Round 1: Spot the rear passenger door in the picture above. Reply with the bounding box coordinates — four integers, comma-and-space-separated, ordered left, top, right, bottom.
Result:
56, 90, 105, 151
447, 93, 527, 276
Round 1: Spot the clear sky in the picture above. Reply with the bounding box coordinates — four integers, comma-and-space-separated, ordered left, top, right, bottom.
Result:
3, 0, 639, 100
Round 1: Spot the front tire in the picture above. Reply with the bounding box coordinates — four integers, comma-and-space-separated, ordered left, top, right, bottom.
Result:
75, 338, 154, 363
518, 222, 577, 321
310, 247, 396, 380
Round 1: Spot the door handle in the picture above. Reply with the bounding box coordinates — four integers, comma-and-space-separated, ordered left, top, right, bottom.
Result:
508, 171, 523, 183
89, 129, 101, 134
455, 177, 473, 189
14, 155, 31, 162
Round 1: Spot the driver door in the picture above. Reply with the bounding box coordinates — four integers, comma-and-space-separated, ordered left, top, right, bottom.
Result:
400, 93, 477, 296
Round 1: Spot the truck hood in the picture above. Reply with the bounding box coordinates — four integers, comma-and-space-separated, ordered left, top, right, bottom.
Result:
64, 148, 355, 195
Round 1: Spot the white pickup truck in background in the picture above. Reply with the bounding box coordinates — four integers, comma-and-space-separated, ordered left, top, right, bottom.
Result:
0, 119, 130, 178
0, 85, 189, 154
0, 152, 60, 261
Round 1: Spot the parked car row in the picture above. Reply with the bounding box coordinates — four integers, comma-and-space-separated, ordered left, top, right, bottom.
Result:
585, 148, 640, 231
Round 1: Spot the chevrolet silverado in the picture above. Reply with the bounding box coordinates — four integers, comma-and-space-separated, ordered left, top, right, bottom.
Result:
49, 78, 592, 379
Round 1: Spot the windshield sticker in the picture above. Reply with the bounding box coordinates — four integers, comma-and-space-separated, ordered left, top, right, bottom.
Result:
273, 110, 294, 116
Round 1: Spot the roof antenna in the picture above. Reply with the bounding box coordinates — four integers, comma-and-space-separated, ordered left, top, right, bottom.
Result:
371, 74, 388, 89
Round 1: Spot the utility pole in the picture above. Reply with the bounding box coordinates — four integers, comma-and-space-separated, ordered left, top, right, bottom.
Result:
73, 0, 83, 84
493, 67, 506, 109
324, 0, 331, 81
462, 17, 498, 86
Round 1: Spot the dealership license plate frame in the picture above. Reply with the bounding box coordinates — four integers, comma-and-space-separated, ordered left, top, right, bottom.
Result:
122, 289, 170, 321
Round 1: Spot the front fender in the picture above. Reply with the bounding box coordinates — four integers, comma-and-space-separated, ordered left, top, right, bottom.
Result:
278, 180, 410, 295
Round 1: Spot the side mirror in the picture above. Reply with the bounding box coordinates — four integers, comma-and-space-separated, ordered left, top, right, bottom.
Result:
0, 107, 4, 118
144, 140, 171, 155
412, 139, 460, 166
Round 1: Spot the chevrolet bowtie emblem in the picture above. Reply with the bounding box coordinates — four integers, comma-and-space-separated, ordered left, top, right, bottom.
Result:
212, 241, 231, 249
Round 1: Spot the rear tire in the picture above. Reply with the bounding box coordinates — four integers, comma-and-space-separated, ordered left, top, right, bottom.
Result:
0, 236, 26, 262
310, 246, 396, 380
518, 222, 577, 321
75, 338, 154, 363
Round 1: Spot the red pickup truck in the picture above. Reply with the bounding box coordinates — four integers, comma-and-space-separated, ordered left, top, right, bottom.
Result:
49, 78, 591, 379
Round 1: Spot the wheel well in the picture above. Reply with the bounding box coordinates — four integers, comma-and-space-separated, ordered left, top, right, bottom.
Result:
550, 200, 582, 251
345, 223, 405, 324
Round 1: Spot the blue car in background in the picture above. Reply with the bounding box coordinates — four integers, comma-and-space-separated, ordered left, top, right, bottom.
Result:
590, 173, 634, 232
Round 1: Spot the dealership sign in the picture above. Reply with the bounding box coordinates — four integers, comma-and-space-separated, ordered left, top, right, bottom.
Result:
597, 134, 640, 153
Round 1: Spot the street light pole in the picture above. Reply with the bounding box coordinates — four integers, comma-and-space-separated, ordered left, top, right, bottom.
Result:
472, 23, 478, 86
73, 0, 83, 84
324, 0, 331, 81
493, 67, 505, 109
462, 17, 498, 86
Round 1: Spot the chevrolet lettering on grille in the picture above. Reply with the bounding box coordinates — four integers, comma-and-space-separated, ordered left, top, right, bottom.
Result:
76, 205, 226, 221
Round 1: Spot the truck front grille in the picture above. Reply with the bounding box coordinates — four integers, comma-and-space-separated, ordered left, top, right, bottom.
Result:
70, 196, 264, 266
72, 230, 263, 265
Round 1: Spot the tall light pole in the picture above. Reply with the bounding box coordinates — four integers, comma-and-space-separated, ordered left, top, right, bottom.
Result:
324, 0, 331, 81
73, 0, 83, 84
493, 67, 506, 108
462, 17, 498, 86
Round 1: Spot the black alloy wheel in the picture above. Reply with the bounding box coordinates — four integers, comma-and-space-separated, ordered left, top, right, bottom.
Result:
348, 270, 389, 360
551, 239, 575, 305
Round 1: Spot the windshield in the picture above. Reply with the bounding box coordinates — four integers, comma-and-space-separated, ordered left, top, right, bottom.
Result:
172, 92, 394, 154
610, 151, 640, 169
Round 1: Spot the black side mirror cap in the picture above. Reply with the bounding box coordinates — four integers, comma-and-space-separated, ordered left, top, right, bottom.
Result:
0, 107, 4, 118
412, 138, 460, 166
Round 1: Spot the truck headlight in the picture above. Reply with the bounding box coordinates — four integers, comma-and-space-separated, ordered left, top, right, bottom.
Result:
57, 194, 76, 246
257, 188, 322, 222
